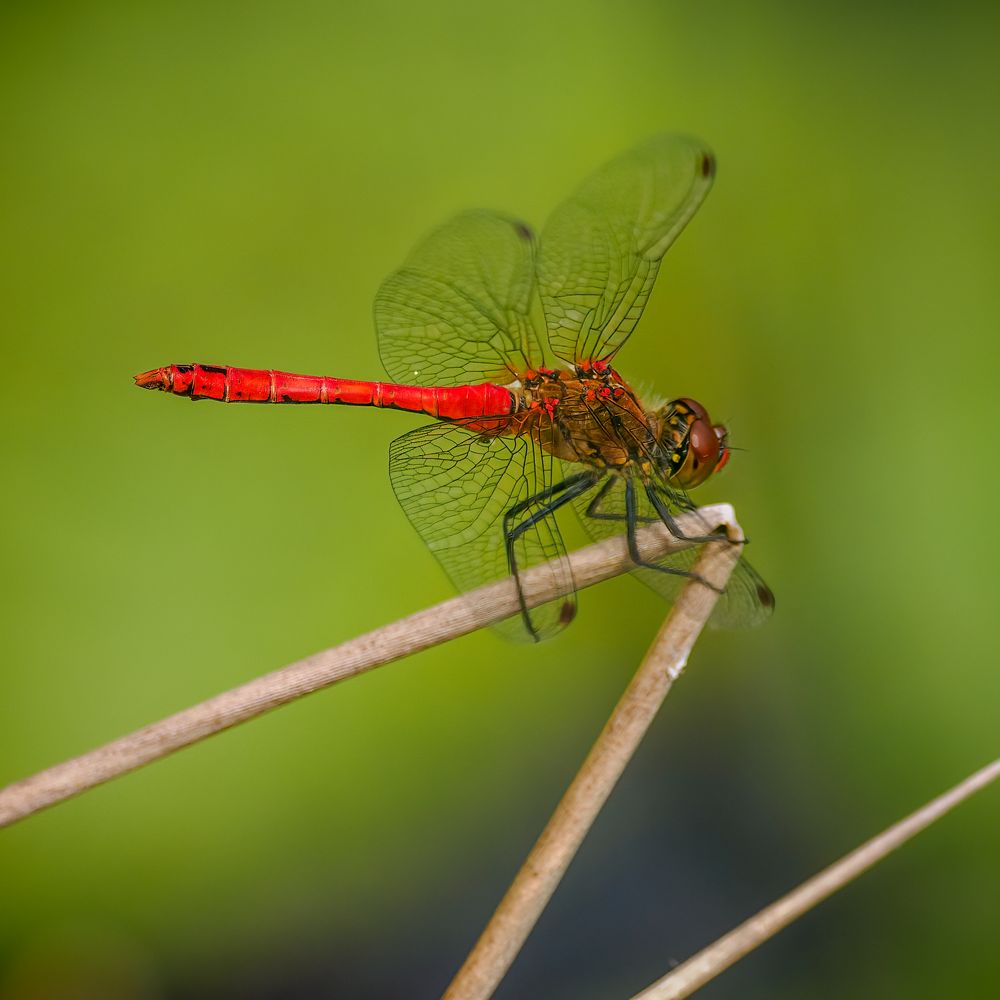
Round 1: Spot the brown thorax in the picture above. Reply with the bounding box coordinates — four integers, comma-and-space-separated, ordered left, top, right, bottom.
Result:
505, 363, 729, 489
507, 363, 657, 471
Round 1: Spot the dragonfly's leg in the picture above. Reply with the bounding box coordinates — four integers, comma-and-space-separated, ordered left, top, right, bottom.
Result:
503, 470, 601, 638
626, 480, 723, 594
647, 483, 740, 546
503, 469, 601, 524
584, 474, 656, 522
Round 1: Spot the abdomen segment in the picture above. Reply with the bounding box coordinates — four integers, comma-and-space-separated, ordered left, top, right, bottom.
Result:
134, 364, 515, 424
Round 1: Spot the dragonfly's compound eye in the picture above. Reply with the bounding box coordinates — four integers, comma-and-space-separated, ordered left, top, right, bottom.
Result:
656, 399, 728, 487
674, 396, 708, 421
673, 415, 725, 489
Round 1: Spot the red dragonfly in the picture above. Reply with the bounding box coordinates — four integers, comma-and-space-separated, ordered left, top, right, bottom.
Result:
136, 134, 773, 641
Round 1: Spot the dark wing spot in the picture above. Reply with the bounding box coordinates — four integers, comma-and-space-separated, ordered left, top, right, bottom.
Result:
757, 583, 775, 609
514, 221, 534, 241
700, 153, 715, 179
559, 600, 577, 626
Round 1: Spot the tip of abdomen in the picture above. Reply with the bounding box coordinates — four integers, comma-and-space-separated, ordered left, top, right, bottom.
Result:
134, 367, 170, 390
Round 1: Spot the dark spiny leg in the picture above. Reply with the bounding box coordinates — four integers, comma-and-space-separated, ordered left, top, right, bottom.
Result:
625, 480, 723, 594
503, 471, 600, 640
585, 474, 656, 522
504, 470, 600, 523
584, 474, 616, 519
647, 483, 735, 546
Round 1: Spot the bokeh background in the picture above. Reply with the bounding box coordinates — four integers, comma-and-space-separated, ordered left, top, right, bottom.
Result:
2, 2, 998, 998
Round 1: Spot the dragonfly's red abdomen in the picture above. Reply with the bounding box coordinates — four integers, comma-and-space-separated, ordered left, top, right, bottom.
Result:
134, 364, 514, 425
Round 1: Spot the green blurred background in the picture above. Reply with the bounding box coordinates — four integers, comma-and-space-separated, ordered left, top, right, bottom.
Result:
2, 2, 998, 997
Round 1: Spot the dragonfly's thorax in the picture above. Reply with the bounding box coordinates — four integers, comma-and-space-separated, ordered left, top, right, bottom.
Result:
508, 363, 657, 470
504, 368, 731, 489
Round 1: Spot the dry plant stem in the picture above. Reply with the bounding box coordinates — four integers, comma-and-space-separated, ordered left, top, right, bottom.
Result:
442, 529, 743, 1000
632, 757, 1000, 1000
0, 505, 741, 830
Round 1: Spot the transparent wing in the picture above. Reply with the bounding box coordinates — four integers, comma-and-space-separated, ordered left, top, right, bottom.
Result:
538, 134, 715, 367
390, 423, 576, 642
375, 210, 543, 387
569, 469, 774, 629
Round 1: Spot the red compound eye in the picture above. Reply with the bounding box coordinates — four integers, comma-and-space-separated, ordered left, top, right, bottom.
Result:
688, 418, 719, 466
674, 396, 708, 421
671, 406, 729, 489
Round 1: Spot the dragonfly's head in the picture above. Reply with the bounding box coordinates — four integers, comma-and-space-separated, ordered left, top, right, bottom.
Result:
654, 397, 730, 489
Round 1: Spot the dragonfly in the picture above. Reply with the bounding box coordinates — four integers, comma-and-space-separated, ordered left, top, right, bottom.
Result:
136, 134, 774, 641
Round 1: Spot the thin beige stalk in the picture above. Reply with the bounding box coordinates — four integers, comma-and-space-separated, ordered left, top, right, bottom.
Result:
631, 757, 1000, 1000
441, 521, 744, 1000
0, 504, 742, 830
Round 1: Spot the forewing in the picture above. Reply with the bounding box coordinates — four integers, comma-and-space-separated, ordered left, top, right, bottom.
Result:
375, 210, 543, 387
538, 134, 715, 366
569, 470, 773, 629
390, 423, 575, 642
